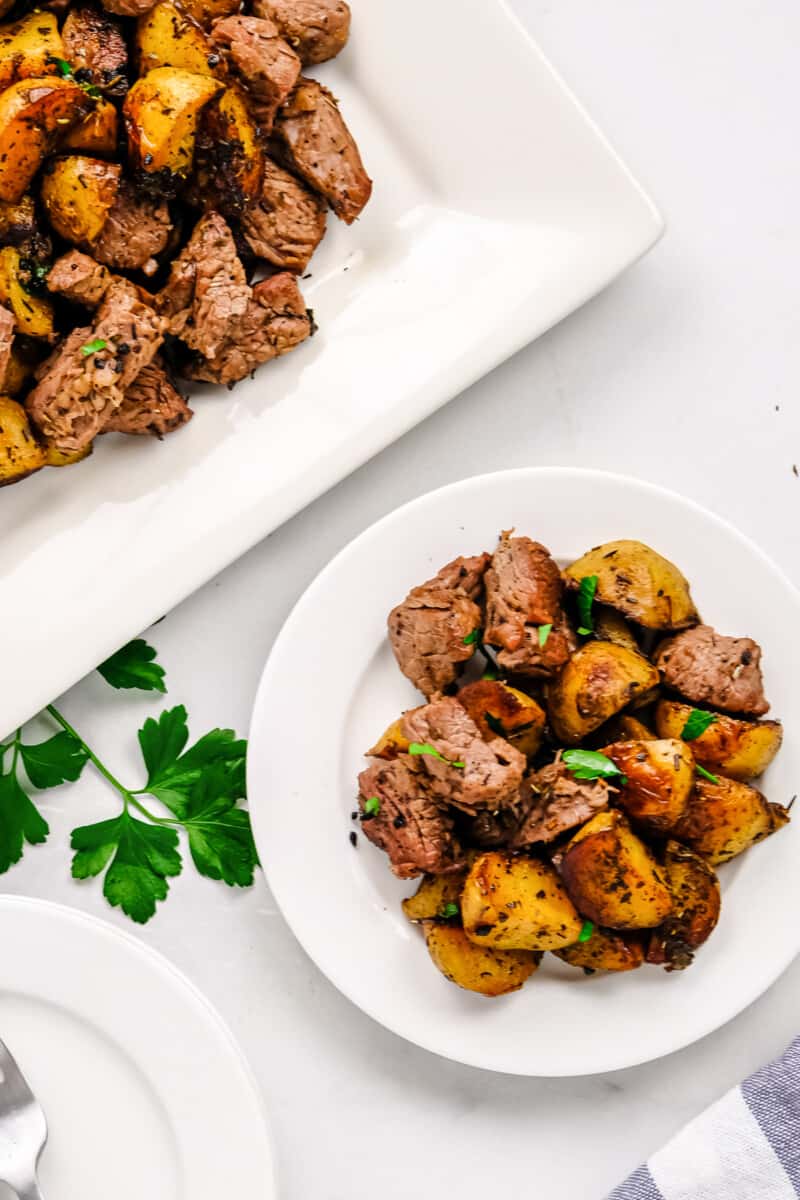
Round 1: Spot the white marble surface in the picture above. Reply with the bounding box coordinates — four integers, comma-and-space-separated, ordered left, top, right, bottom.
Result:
7, 1, 800, 1196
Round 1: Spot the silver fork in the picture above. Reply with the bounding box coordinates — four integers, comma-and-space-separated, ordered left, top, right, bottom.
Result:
0, 1038, 47, 1200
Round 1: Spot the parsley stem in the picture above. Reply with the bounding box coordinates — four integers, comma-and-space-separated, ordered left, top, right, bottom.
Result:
11, 729, 21, 774
46, 704, 135, 809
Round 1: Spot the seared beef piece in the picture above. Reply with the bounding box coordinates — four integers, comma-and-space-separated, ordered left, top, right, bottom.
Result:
183, 271, 311, 385
485, 532, 574, 677
358, 758, 460, 879
240, 157, 327, 272
401, 697, 525, 816
251, 0, 350, 65
27, 281, 166, 452
388, 553, 489, 699
0, 304, 14, 383
511, 759, 610, 846
274, 78, 372, 224
46, 250, 111, 307
91, 183, 171, 275
655, 624, 769, 716
211, 15, 300, 132
105, 359, 192, 436
62, 4, 128, 96
159, 211, 250, 351
100, 0, 156, 18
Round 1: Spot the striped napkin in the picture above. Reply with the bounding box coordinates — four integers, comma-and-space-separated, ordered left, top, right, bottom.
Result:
608, 1038, 800, 1199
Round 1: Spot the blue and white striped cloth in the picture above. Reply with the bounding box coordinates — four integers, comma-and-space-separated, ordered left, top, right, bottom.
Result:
609, 1039, 800, 1199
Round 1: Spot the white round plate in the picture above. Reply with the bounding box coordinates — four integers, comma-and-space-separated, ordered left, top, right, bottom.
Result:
0, 896, 275, 1197
248, 468, 800, 1076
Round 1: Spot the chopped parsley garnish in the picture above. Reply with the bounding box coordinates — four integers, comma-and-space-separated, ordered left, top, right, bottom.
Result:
50, 56, 101, 97
481, 669, 499, 681
562, 748, 626, 783
364, 795, 380, 816
681, 708, 718, 741
52, 57, 73, 77
537, 623, 553, 648
439, 902, 459, 920
462, 628, 481, 646
695, 764, 720, 784
80, 337, 108, 357
408, 742, 465, 769
576, 575, 598, 636
578, 920, 594, 943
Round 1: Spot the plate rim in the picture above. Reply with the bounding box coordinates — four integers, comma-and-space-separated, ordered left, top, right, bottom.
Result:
249, 466, 800, 1077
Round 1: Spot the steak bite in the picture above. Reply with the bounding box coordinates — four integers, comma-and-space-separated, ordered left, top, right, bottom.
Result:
401, 697, 525, 816
90, 183, 172, 274
251, 0, 350, 65
104, 359, 192, 436
388, 553, 489, 700
655, 624, 769, 716
159, 211, 251, 354
0, 304, 14, 384
274, 77, 372, 224
485, 531, 575, 677
358, 758, 461, 879
240, 156, 327, 272
211, 15, 300, 132
511, 758, 610, 847
46, 250, 111, 307
61, 4, 128, 96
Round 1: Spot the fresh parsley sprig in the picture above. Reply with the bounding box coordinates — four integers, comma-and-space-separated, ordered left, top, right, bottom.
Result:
576, 575, 598, 636
681, 708, 718, 741
408, 742, 465, 769
562, 748, 626, 784
98, 639, 167, 692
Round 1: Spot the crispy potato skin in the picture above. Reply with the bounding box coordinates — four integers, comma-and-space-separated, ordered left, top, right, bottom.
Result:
424, 922, 539, 997
603, 712, 657, 742
44, 441, 92, 467
560, 809, 673, 929
0, 394, 44, 485
672, 775, 790, 865
457, 680, 546, 758
0, 247, 53, 337
136, 0, 218, 75
40, 155, 121, 245
60, 100, 119, 156
655, 699, 783, 782
192, 84, 264, 215
0, 13, 63, 92
461, 853, 583, 951
0, 77, 91, 203
366, 716, 412, 759
603, 738, 694, 833
402, 860, 474, 923
547, 641, 660, 746
647, 841, 721, 970
554, 928, 645, 973
124, 66, 223, 192
593, 606, 640, 653
565, 540, 698, 631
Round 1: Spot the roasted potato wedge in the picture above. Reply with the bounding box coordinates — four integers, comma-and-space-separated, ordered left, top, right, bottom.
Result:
0, 77, 91, 203
560, 809, 673, 929
124, 66, 223, 193
565, 540, 698, 631
603, 738, 694, 833
45, 441, 92, 467
602, 712, 657, 742
461, 853, 583, 951
0, 12, 63, 92
554, 928, 644, 973
0, 343, 32, 395
402, 860, 473, 923
547, 641, 660, 745
0, 247, 54, 337
672, 774, 790, 865
457, 680, 546, 758
655, 699, 783, 782
41, 156, 121, 245
136, 0, 218, 75
60, 100, 119, 156
366, 716, 411, 760
0, 394, 44, 484
191, 84, 264, 215
647, 841, 721, 970
424, 922, 539, 997
593, 605, 640, 653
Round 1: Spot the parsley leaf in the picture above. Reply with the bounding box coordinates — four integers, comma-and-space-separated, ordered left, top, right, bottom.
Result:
576, 575, 598, 636
462, 628, 481, 646
439, 902, 460, 920
538, 623, 552, 648
408, 742, 465, 769
364, 795, 380, 816
80, 337, 108, 358
71, 810, 182, 924
138, 706, 246, 814
696, 764, 720, 784
19, 731, 88, 789
0, 768, 49, 873
681, 708, 718, 741
180, 763, 258, 887
52, 57, 73, 77
578, 920, 594, 943
562, 748, 626, 783
98, 639, 167, 693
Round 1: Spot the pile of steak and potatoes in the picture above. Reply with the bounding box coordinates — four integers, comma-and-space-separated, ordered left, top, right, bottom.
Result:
356, 535, 790, 997
0, 0, 370, 486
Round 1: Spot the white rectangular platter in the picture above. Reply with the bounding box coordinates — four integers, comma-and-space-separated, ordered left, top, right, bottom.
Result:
0, 0, 663, 736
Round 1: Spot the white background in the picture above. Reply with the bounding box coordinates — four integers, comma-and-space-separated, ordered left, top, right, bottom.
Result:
6, 1, 800, 1196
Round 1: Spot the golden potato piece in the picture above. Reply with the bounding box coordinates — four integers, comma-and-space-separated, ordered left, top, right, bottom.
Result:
402, 861, 473, 923
457, 680, 546, 758
593, 606, 640, 652
0, 77, 91, 203
546, 641, 660, 746
565, 540, 698, 631
192, 84, 264, 215
655, 699, 783, 782
41, 156, 121, 246
647, 841, 721, 970
672, 774, 790, 865
554, 927, 644, 973
366, 716, 411, 760
462, 853, 583, 951
424, 923, 539, 997
0, 12, 63, 92
561, 809, 673, 929
136, 0, 218, 75
0, 248, 53, 338
603, 738, 694, 833
603, 712, 657, 742
60, 100, 119, 156
124, 66, 223, 193
0, 394, 44, 485
45, 441, 92, 467
0, 343, 32, 395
